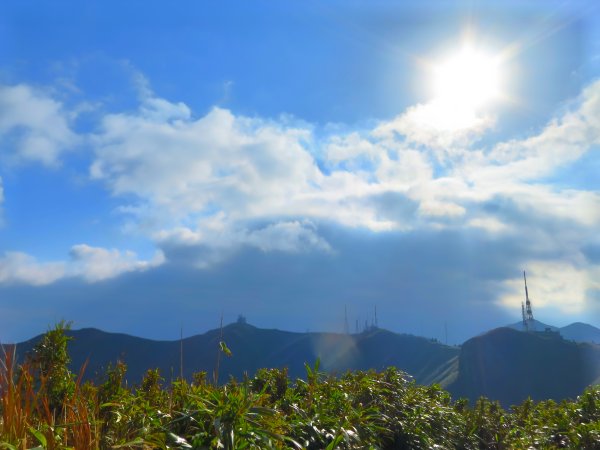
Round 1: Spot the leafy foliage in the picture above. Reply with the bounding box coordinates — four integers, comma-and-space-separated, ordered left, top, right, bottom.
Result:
1, 325, 599, 449
28, 321, 76, 413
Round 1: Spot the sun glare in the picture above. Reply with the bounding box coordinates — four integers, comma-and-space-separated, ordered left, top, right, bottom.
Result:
428, 45, 503, 129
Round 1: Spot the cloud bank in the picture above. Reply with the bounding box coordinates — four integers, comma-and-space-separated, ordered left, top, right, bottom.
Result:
1, 77, 599, 329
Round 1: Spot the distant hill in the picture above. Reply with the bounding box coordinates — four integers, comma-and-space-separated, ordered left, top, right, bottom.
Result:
506, 319, 558, 333
9, 323, 600, 406
9, 323, 459, 386
506, 320, 600, 344
560, 322, 600, 344
447, 327, 600, 407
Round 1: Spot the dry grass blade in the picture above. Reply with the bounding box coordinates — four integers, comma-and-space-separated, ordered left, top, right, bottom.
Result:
64, 359, 100, 449
0, 346, 33, 448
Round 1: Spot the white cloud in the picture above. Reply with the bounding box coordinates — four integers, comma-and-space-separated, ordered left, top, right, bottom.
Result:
90, 94, 404, 247
465, 79, 600, 185
325, 132, 380, 164
0, 84, 78, 166
498, 260, 599, 315
91, 103, 321, 221
435, 81, 600, 239
375, 148, 433, 189
1, 72, 599, 325
467, 217, 510, 233
84, 78, 600, 269
372, 100, 495, 151
0, 252, 66, 286
244, 221, 332, 253
378, 80, 600, 231
68, 244, 165, 282
0, 245, 164, 286
156, 219, 331, 268
0, 75, 595, 244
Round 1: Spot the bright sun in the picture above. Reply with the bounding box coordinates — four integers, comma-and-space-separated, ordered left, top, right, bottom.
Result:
428, 45, 503, 130
433, 46, 501, 108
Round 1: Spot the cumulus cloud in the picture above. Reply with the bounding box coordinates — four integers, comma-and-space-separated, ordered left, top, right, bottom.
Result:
3, 75, 590, 318
464, 79, 600, 185
324, 132, 381, 167
372, 100, 495, 151
68, 244, 165, 282
0, 252, 66, 286
89, 93, 402, 247
91, 103, 322, 220
86, 78, 600, 245
244, 221, 332, 253
157, 219, 331, 268
1, 73, 600, 338
0, 84, 78, 166
0, 245, 164, 286
438, 81, 600, 245
498, 260, 600, 315
90, 88, 498, 242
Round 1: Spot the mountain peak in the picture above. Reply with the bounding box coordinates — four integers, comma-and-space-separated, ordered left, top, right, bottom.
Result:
448, 325, 600, 406
560, 322, 600, 343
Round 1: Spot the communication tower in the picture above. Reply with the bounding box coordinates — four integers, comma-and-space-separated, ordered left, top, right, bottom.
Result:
522, 271, 535, 332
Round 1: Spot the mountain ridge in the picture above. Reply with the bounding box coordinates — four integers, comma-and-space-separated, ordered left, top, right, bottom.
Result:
448, 326, 600, 406
7, 321, 600, 406
8, 322, 459, 386
506, 320, 600, 343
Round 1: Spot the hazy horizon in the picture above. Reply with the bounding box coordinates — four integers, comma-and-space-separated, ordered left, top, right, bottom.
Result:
4, 314, 598, 348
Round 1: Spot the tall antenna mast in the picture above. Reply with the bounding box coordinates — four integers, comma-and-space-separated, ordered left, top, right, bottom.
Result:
523, 271, 535, 331
374, 305, 378, 328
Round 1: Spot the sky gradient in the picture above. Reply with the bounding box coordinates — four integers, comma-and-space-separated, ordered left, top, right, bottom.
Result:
1, 0, 599, 343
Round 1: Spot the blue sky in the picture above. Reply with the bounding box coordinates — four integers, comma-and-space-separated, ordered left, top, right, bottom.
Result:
1, 0, 599, 343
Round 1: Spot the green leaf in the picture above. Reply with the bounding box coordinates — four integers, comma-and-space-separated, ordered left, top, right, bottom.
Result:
29, 427, 48, 447
168, 432, 193, 448
325, 434, 344, 450
219, 341, 232, 357
0, 443, 18, 450
111, 437, 145, 448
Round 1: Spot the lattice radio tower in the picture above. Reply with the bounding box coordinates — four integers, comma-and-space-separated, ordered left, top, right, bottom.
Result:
522, 271, 535, 332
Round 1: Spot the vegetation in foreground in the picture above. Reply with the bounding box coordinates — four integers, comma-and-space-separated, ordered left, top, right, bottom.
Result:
1, 323, 599, 449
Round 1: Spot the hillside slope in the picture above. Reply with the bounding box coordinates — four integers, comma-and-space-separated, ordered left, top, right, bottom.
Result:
447, 327, 600, 406
12, 324, 600, 405
560, 322, 600, 343
12, 323, 459, 385
506, 320, 600, 344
